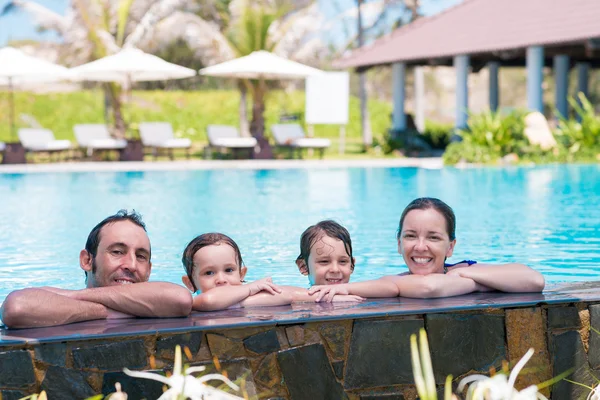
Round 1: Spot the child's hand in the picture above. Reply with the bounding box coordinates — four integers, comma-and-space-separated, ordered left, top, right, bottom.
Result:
308, 284, 350, 303
331, 294, 364, 303
247, 277, 282, 296
106, 308, 134, 319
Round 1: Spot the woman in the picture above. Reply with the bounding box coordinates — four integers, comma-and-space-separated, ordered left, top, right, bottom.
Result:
308, 197, 545, 301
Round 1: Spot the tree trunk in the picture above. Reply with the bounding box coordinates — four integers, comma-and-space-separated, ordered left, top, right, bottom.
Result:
238, 81, 251, 137
357, 0, 373, 149
249, 80, 273, 159
106, 83, 127, 139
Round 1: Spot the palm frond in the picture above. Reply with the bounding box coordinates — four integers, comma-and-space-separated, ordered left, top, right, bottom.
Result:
1, 0, 68, 34
123, 0, 192, 48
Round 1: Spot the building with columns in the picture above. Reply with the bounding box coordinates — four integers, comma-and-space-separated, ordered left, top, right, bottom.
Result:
334, 0, 600, 131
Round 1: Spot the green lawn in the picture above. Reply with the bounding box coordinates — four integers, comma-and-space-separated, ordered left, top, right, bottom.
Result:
0, 90, 393, 155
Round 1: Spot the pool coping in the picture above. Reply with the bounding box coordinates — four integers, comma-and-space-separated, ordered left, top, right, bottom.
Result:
0, 158, 443, 174
1, 281, 597, 345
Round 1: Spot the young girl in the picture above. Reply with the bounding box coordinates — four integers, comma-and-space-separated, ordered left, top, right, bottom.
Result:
308, 197, 545, 301
182, 232, 361, 311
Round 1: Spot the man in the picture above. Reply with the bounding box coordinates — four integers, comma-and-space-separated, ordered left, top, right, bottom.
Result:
1, 210, 192, 329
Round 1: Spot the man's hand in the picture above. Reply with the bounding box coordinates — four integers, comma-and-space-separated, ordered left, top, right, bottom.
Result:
308, 284, 350, 303
246, 278, 282, 296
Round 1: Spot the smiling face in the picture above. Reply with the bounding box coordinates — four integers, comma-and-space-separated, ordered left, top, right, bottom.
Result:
80, 220, 152, 288
297, 235, 354, 286
183, 242, 247, 293
398, 208, 456, 275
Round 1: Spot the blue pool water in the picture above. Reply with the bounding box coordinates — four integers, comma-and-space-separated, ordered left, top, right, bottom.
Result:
1, 164, 599, 303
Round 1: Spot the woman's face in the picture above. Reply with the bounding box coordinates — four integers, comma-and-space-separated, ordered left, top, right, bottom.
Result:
398, 208, 456, 275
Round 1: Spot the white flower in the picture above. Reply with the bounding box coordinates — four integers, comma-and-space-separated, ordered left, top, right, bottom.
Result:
124, 345, 243, 400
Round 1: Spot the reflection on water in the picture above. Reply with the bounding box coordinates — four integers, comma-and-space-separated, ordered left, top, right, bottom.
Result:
1, 165, 600, 302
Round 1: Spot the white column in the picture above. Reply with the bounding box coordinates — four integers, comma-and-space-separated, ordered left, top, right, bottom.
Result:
527, 46, 544, 112
454, 54, 469, 130
554, 54, 570, 118
392, 62, 406, 132
414, 67, 425, 132
488, 61, 500, 112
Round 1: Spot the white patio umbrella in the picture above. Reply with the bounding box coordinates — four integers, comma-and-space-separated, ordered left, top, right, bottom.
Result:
69, 47, 196, 84
199, 50, 324, 80
0, 47, 70, 141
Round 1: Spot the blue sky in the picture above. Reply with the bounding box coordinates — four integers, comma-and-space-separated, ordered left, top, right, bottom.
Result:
0, 0, 463, 46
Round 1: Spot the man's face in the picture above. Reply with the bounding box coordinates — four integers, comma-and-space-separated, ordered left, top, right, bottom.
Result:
81, 220, 152, 288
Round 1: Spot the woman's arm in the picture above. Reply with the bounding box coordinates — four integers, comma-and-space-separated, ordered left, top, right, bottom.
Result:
387, 274, 481, 298
192, 278, 282, 311
308, 279, 400, 302
447, 263, 545, 292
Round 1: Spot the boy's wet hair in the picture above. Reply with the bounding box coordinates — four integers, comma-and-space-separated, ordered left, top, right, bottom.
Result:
397, 197, 456, 241
182, 233, 244, 292
296, 220, 355, 270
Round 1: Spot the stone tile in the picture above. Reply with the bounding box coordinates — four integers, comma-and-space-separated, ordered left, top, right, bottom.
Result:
189, 359, 257, 398
0, 350, 36, 388
277, 343, 347, 400
40, 366, 96, 399
359, 391, 405, 400
547, 306, 581, 330
0, 390, 28, 400
344, 318, 424, 389
318, 320, 352, 360
550, 330, 596, 400
254, 353, 282, 389
505, 308, 552, 396
102, 370, 165, 399
244, 329, 281, 354
156, 332, 203, 360
332, 360, 344, 380
34, 343, 67, 366
206, 333, 246, 360
72, 340, 147, 371
587, 304, 600, 368
427, 313, 505, 381
285, 325, 305, 346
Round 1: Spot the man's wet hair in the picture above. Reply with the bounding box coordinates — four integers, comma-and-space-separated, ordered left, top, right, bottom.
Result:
84, 210, 148, 281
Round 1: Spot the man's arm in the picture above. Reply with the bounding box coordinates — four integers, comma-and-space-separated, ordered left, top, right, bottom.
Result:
1, 288, 109, 329
71, 282, 192, 317
447, 263, 545, 292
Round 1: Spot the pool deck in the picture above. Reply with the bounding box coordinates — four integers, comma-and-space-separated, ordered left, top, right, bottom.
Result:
0, 157, 443, 174
1, 281, 598, 345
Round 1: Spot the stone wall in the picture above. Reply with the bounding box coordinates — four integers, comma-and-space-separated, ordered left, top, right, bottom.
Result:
0, 303, 598, 400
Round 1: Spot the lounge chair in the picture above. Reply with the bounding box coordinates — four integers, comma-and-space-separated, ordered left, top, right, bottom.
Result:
18, 128, 72, 161
73, 124, 127, 159
0, 142, 5, 152
205, 125, 257, 159
271, 124, 331, 159
138, 122, 192, 160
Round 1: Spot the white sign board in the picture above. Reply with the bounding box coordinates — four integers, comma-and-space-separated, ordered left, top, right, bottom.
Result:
305, 72, 349, 125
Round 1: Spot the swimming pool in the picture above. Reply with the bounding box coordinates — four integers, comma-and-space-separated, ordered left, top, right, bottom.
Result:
1, 164, 599, 303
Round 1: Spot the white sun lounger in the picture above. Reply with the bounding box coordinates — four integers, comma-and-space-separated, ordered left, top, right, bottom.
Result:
271, 124, 330, 158
139, 122, 192, 159
18, 128, 72, 161
73, 124, 127, 158
0, 142, 5, 152
205, 125, 257, 159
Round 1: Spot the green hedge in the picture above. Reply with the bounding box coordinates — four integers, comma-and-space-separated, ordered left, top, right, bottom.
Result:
0, 90, 392, 143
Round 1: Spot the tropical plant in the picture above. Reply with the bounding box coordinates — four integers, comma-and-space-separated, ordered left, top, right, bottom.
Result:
555, 93, 600, 155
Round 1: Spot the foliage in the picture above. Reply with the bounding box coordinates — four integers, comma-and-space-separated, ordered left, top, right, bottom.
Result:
422, 120, 454, 150
554, 93, 600, 154
0, 89, 393, 144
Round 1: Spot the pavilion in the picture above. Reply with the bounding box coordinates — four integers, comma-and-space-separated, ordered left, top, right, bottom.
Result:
334, 0, 600, 131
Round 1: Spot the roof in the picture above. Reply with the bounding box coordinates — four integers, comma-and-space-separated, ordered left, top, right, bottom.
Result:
335, 0, 600, 69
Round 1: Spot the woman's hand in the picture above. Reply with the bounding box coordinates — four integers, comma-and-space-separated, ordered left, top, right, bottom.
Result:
308, 284, 350, 302
247, 277, 282, 296
330, 294, 364, 303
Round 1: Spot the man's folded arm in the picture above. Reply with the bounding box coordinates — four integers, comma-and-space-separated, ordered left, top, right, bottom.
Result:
72, 282, 193, 317
1, 288, 109, 329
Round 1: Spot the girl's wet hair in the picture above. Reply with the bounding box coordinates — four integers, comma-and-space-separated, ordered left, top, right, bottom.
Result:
182, 233, 244, 291
397, 197, 456, 241
296, 220, 355, 270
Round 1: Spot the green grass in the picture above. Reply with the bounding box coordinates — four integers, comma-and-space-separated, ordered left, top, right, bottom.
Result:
0, 90, 393, 149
